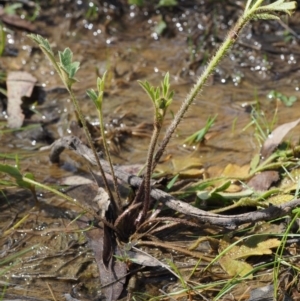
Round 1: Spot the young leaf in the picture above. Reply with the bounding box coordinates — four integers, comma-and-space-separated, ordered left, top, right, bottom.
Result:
59, 48, 73, 67
28, 34, 54, 56
138, 80, 156, 103
58, 48, 80, 81
0, 163, 33, 189
259, 0, 296, 15
245, 0, 254, 12
97, 71, 107, 92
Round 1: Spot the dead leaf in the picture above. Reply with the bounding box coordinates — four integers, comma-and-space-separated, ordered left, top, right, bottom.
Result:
7, 71, 37, 128
155, 157, 204, 178
247, 171, 279, 191
60, 175, 94, 186
219, 236, 280, 278
261, 118, 300, 160
86, 226, 126, 301
219, 257, 253, 278
92, 187, 110, 218
0, 7, 37, 32
65, 184, 126, 301
222, 163, 250, 178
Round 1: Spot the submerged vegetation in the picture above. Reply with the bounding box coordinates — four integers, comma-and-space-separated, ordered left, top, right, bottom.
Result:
1, 0, 300, 300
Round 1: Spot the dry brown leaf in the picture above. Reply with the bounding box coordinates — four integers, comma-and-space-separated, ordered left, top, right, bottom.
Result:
219, 236, 280, 278
7, 71, 37, 128
0, 7, 37, 32
66, 185, 126, 301
219, 257, 253, 278
261, 118, 300, 160
92, 187, 110, 218
247, 171, 279, 191
155, 157, 204, 178
222, 163, 250, 178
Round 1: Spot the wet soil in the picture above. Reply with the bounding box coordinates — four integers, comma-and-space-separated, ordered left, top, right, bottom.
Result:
1, 1, 300, 300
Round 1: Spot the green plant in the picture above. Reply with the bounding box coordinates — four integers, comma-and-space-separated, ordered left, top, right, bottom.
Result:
128, 0, 144, 6
84, 1, 99, 21
26, 0, 296, 239
137, 73, 173, 221
0, 23, 5, 57
3, 1, 40, 21
243, 102, 278, 146
23, 1, 298, 299
157, 0, 178, 7
87, 72, 122, 212
268, 89, 298, 107
184, 115, 217, 145
0, 160, 38, 203
26, 35, 122, 216
4, 3, 23, 15
151, 0, 296, 172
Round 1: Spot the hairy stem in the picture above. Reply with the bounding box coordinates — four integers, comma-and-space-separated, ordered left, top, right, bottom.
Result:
141, 121, 161, 221
152, 14, 251, 169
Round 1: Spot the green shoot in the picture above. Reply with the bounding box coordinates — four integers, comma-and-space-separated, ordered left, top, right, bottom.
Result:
243, 103, 278, 146
137, 73, 173, 221
3, 3, 22, 15
0, 23, 5, 57
0, 162, 38, 204
268, 90, 298, 107
87, 72, 122, 213
27, 34, 118, 218
157, 0, 178, 7
184, 115, 217, 145
128, 0, 144, 6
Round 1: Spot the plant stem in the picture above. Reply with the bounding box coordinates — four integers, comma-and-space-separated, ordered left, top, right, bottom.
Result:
152, 13, 252, 170
97, 109, 122, 213
23, 176, 121, 234
67, 88, 121, 216
141, 121, 161, 221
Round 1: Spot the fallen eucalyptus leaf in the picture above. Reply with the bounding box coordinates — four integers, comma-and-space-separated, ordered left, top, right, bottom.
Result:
247, 171, 279, 191
7, 71, 37, 128
93, 187, 110, 218
219, 236, 280, 278
261, 117, 300, 160
219, 257, 253, 278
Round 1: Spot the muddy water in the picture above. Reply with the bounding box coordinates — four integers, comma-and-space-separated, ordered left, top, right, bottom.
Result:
1, 1, 300, 300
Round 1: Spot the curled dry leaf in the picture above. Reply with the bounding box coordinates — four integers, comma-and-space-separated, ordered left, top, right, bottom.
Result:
0, 7, 37, 32
66, 185, 126, 301
260, 117, 300, 160
7, 71, 37, 128
92, 187, 110, 218
247, 170, 279, 191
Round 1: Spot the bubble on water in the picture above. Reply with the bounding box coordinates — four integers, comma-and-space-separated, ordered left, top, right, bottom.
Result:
151, 32, 158, 40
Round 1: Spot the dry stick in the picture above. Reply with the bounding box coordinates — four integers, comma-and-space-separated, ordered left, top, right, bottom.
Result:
49, 136, 300, 229
152, 15, 253, 170
136, 240, 214, 262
